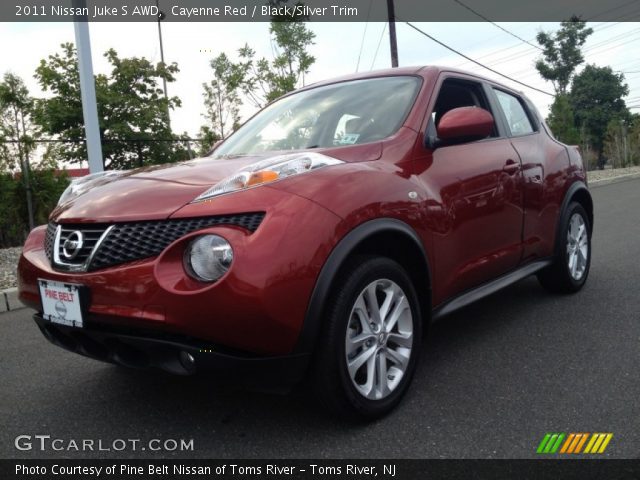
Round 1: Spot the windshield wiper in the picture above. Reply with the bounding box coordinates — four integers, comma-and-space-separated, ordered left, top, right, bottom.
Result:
217, 153, 250, 159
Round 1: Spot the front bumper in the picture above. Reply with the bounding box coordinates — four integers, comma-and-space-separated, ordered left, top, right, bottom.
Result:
34, 314, 310, 388
18, 188, 342, 356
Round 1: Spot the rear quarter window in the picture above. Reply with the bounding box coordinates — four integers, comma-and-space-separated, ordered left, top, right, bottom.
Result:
493, 89, 536, 136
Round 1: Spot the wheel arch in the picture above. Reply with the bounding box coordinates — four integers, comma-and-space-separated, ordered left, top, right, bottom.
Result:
293, 218, 432, 355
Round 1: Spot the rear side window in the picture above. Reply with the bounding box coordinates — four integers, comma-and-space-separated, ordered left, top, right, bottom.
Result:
493, 89, 535, 136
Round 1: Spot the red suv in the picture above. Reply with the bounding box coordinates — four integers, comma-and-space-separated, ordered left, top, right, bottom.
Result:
18, 66, 592, 419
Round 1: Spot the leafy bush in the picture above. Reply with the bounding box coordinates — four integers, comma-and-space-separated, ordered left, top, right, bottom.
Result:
0, 173, 23, 247
0, 168, 69, 248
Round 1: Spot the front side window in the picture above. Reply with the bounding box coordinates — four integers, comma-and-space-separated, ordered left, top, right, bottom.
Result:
213, 76, 421, 158
493, 89, 535, 136
431, 78, 498, 138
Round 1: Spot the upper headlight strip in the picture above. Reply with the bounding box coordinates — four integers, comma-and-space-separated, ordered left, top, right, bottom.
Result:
192, 152, 343, 203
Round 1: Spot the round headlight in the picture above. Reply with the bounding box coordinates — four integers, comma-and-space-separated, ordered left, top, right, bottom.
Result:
184, 235, 233, 282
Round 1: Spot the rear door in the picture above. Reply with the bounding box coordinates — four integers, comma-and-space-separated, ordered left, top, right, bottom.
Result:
489, 88, 566, 262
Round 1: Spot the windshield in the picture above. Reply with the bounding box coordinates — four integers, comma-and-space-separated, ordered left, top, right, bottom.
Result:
213, 76, 421, 158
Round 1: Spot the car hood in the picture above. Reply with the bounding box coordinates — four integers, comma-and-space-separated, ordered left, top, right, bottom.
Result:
50, 143, 383, 223
51, 156, 264, 223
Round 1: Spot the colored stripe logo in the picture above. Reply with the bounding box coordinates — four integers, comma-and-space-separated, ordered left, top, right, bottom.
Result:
537, 433, 613, 454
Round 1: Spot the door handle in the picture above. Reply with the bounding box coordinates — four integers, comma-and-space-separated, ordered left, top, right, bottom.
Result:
503, 159, 520, 174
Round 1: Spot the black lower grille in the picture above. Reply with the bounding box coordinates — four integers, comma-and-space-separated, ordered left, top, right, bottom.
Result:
46, 212, 265, 272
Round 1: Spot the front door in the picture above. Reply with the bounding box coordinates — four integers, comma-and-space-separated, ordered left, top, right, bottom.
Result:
414, 76, 525, 304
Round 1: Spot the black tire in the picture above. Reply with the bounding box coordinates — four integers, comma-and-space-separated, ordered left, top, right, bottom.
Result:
312, 256, 422, 420
537, 202, 591, 294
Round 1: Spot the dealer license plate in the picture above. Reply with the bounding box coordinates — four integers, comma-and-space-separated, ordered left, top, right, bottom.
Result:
38, 279, 84, 328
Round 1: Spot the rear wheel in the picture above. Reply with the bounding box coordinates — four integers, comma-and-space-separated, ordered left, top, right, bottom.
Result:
537, 202, 591, 293
313, 256, 422, 420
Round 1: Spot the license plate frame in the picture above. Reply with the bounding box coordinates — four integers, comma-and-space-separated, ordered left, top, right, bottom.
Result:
38, 279, 87, 328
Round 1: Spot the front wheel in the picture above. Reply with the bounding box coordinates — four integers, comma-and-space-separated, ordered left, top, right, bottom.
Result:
537, 202, 591, 293
313, 256, 422, 420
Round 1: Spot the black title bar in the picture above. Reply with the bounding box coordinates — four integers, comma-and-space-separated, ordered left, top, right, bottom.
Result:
4, 459, 640, 480
6, 0, 640, 22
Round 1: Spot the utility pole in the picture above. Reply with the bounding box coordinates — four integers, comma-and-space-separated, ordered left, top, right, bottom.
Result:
73, 0, 104, 173
18, 112, 34, 230
387, 0, 399, 67
156, 0, 171, 131
11, 103, 34, 230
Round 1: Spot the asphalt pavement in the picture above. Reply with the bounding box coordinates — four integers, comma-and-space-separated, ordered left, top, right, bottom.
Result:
1, 178, 639, 459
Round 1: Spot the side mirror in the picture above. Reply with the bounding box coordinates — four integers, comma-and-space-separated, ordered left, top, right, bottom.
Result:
436, 107, 494, 144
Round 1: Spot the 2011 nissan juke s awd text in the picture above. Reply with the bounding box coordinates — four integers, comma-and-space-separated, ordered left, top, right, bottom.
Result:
18, 66, 593, 419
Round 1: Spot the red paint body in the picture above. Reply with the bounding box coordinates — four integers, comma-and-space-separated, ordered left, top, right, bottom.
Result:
18, 66, 587, 359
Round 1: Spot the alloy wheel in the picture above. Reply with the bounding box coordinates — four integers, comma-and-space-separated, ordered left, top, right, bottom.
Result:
344, 279, 414, 400
566, 212, 589, 281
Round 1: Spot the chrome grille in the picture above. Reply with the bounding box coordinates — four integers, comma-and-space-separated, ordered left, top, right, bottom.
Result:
51, 224, 111, 271
45, 212, 265, 272
44, 223, 56, 262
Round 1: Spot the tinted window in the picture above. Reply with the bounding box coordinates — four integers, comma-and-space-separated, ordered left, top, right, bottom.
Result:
494, 89, 535, 136
214, 76, 421, 157
431, 79, 498, 138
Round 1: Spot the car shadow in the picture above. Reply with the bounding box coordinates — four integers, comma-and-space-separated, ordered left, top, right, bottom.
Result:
95, 277, 547, 424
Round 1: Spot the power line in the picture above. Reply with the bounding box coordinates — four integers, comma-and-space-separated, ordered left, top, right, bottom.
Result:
403, 21, 554, 97
370, 23, 387, 70
453, 20, 633, 72
451, 0, 542, 51
489, 27, 640, 73
587, 0, 640, 20
355, 0, 373, 72
478, 26, 640, 82
502, 31, 640, 80
426, 23, 640, 97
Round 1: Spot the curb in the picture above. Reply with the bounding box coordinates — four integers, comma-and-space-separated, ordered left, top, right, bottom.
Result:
0, 287, 25, 313
588, 171, 640, 188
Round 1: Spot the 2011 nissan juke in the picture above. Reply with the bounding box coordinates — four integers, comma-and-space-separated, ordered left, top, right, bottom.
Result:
18, 66, 593, 419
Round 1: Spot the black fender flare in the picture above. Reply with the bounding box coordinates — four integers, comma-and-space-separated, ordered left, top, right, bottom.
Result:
553, 181, 593, 256
293, 218, 431, 355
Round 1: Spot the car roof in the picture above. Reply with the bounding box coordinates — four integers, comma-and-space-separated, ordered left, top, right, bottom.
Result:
295, 65, 528, 100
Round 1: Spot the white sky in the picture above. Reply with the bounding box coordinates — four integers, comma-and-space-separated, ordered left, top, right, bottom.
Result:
1, 21, 639, 150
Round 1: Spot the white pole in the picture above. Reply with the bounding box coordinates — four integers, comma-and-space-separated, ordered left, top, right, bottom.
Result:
73, 0, 103, 173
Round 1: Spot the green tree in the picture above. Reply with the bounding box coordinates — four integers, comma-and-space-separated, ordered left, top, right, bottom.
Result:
199, 52, 243, 153
0, 167, 70, 247
0, 72, 37, 228
605, 115, 640, 168
535, 18, 593, 95
0, 73, 37, 172
569, 65, 629, 168
546, 94, 580, 144
631, 115, 640, 165
34, 43, 185, 170
604, 118, 628, 168
197, 125, 221, 156
0, 172, 24, 246
234, 3, 316, 108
